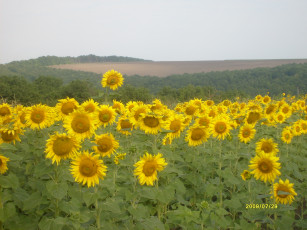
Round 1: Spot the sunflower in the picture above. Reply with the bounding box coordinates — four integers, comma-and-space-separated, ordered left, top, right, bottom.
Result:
281, 127, 293, 144
139, 113, 163, 135
14, 105, 28, 128
185, 124, 210, 146
183, 102, 199, 118
163, 114, 185, 139
241, 170, 251, 181
0, 103, 12, 122
25, 104, 55, 129
63, 109, 98, 140
162, 135, 173, 145
246, 111, 262, 125
210, 115, 232, 140
279, 104, 292, 118
292, 122, 302, 136
113, 153, 126, 165
264, 104, 277, 117
112, 100, 125, 114
195, 115, 211, 128
299, 119, 307, 134
256, 138, 279, 156
274, 112, 286, 124
238, 124, 256, 143
96, 105, 116, 127
117, 115, 133, 135
129, 104, 150, 127
0, 127, 23, 145
93, 133, 119, 158
55, 97, 79, 120
255, 95, 263, 102
150, 99, 166, 113
134, 152, 167, 186
205, 100, 214, 107
262, 95, 271, 104
0, 155, 9, 174
126, 101, 138, 112
45, 133, 81, 165
249, 152, 281, 183
272, 179, 297, 204
81, 99, 99, 113
101, 70, 124, 90
70, 151, 107, 187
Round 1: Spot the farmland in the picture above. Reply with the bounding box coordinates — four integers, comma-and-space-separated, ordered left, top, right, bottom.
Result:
51, 59, 307, 77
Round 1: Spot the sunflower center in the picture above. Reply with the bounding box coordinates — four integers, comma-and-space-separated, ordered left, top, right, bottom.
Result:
31, 110, 45, 124
247, 112, 260, 124
185, 106, 196, 115
215, 122, 227, 134
143, 161, 157, 177
242, 129, 251, 138
199, 118, 209, 127
85, 104, 95, 113
285, 134, 290, 140
258, 160, 273, 173
277, 185, 290, 198
0, 107, 10, 117
71, 115, 90, 133
107, 75, 119, 85
61, 102, 77, 115
143, 116, 159, 128
97, 138, 112, 152
79, 158, 97, 177
191, 128, 205, 141
134, 109, 146, 121
170, 120, 181, 132
277, 115, 284, 121
52, 137, 74, 156
282, 107, 289, 114
121, 120, 132, 129
1, 131, 17, 142
266, 105, 275, 114
0, 159, 2, 166
261, 142, 273, 153
99, 112, 111, 122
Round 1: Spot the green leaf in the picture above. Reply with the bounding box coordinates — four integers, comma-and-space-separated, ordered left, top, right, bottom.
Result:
0, 202, 16, 222
128, 204, 150, 220
46, 181, 68, 200
137, 216, 165, 230
23, 191, 42, 211
0, 143, 17, 151
0, 173, 19, 189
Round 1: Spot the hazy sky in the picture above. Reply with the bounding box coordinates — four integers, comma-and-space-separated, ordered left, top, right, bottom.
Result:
1, 0, 307, 64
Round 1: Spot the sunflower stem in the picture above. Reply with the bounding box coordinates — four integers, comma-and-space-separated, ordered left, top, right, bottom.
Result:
219, 141, 223, 208
95, 187, 101, 229
0, 185, 3, 230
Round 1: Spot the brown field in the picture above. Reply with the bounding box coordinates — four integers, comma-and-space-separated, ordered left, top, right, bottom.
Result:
51, 59, 307, 77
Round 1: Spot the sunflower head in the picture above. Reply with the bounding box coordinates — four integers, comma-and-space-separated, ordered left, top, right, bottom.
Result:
238, 124, 256, 143
70, 151, 107, 187
185, 124, 210, 146
56, 97, 79, 119
102, 70, 124, 90
272, 179, 297, 204
241, 170, 251, 181
97, 105, 116, 127
249, 152, 281, 183
134, 152, 167, 186
93, 133, 119, 158
25, 104, 55, 129
45, 133, 81, 165
0, 155, 9, 174
256, 138, 279, 155
81, 99, 99, 113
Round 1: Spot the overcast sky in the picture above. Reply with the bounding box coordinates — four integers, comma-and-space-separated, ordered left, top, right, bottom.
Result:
1, 0, 307, 64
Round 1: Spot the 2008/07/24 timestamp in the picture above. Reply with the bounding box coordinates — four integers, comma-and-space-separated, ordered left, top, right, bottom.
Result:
246, 204, 278, 209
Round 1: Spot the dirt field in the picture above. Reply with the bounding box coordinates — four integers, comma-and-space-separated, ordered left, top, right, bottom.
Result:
51, 59, 307, 77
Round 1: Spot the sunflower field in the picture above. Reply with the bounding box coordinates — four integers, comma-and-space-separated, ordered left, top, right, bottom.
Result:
0, 70, 306, 230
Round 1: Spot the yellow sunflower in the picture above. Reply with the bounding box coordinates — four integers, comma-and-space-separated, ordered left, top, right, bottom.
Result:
0, 155, 9, 174
163, 114, 185, 139
70, 151, 107, 187
272, 179, 297, 204
249, 152, 281, 183
299, 119, 307, 134
45, 132, 81, 165
241, 170, 251, 181
281, 127, 293, 144
101, 70, 124, 90
292, 122, 302, 136
274, 112, 286, 124
63, 109, 98, 140
14, 105, 28, 128
205, 100, 214, 107
139, 113, 163, 135
81, 99, 99, 113
129, 104, 150, 128
0, 103, 12, 122
210, 115, 232, 140
279, 103, 292, 118
0, 127, 23, 145
55, 97, 79, 120
92, 133, 119, 158
262, 95, 271, 104
245, 111, 262, 125
134, 152, 167, 186
96, 105, 116, 127
117, 115, 134, 135
112, 100, 125, 114
185, 124, 210, 146
238, 124, 256, 143
195, 115, 211, 128
183, 102, 199, 118
25, 104, 55, 129
256, 138, 279, 156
